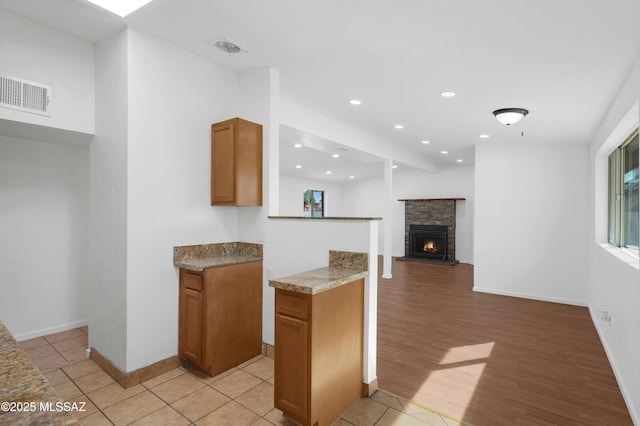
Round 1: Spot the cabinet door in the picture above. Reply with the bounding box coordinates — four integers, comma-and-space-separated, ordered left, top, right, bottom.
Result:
211, 120, 236, 204
179, 286, 203, 366
274, 313, 309, 423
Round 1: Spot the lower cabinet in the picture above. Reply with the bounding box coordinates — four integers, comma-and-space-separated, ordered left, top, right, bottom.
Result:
274, 279, 364, 426
178, 261, 262, 376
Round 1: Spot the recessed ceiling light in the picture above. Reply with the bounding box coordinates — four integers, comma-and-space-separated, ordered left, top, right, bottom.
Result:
294, 143, 302, 148
349, 99, 362, 105
457, 159, 463, 163
295, 165, 302, 169
421, 140, 430, 144
86, 0, 153, 17
441, 151, 448, 154
394, 124, 404, 129
392, 165, 398, 169
479, 134, 490, 139
349, 176, 355, 179
326, 171, 332, 174
440, 91, 456, 98
332, 154, 340, 158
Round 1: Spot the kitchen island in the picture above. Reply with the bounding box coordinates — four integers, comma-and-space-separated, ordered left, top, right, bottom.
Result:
269, 250, 367, 426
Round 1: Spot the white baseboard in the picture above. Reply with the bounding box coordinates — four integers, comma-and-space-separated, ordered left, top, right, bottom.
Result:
14, 320, 89, 342
472, 286, 588, 307
589, 308, 640, 426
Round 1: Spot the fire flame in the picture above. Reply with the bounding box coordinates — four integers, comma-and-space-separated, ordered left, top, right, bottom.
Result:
424, 241, 436, 252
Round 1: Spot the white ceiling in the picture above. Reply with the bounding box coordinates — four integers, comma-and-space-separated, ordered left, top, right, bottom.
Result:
280, 124, 391, 184
2, 0, 639, 181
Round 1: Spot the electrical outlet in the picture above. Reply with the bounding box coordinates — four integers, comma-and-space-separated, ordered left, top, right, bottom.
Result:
601, 311, 611, 323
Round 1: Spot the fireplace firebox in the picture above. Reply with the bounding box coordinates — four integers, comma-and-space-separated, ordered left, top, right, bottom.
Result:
408, 224, 448, 261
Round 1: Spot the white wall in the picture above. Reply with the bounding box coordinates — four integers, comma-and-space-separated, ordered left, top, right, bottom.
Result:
474, 143, 589, 305
237, 67, 278, 243
280, 98, 437, 173
0, 10, 94, 342
279, 175, 346, 217
0, 136, 89, 339
342, 166, 475, 263
125, 29, 240, 371
0, 10, 94, 134
588, 55, 640, 424
90, 30, 129, 369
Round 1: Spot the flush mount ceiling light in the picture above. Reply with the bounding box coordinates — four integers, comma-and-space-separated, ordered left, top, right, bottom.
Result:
207, 36, 249, 55
440, 91, 456, 98
493, 108, 529, 126
394, 124, 404, 129
86, 0, 153, 17
349, 99, 362, 105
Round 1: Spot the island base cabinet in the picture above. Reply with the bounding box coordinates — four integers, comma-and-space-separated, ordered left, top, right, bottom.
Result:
274, 279, 364, 426
179, 261, 262, 377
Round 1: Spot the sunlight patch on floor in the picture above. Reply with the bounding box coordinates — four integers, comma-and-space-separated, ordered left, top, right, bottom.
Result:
407, 342, 495, 422
439, 342, 495, 365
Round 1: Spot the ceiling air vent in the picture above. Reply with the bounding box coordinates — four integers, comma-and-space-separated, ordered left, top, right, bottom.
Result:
0, 75, 51, 116
206, 36, 249, 56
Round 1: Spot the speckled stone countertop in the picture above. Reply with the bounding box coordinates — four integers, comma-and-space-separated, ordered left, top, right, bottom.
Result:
0, 322, 78, 425
174, 242, 262, 272
269, 250, 368, 295
268, 216, 382, 221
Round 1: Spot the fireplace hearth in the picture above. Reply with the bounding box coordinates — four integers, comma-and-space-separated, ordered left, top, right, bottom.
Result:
408, 225, 448, 261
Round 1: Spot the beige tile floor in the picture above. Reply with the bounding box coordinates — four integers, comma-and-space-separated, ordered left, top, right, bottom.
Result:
20, 328, 467, 426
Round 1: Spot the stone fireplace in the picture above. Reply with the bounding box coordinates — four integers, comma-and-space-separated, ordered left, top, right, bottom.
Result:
408, 224, 448, 261
399, 198, 464, 263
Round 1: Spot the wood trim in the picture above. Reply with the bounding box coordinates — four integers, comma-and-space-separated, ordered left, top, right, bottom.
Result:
362, 378, 378, 397
90, 347, 179, 389
398, 198, 465, 201
262, 342, 275, 359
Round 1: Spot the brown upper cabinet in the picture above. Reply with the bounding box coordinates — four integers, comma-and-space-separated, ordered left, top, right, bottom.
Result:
211, 117, 263, 206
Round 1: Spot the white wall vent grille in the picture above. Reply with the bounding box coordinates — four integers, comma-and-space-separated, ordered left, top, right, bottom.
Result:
0, 75, 51, 116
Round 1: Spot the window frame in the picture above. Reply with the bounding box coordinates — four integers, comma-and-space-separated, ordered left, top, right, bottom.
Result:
608, 128, 639, 258
303, 189, 325, 218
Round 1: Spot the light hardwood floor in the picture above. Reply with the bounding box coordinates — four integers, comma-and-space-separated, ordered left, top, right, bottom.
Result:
377, 259, 632, 426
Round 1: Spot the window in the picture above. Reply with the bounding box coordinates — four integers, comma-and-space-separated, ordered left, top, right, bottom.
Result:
608, 129, 639, 256
303, 190, 324, 217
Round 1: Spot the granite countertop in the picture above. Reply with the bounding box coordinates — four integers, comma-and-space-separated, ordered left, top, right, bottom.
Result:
269, 250, 369, 295
174, 242, 263, 272
0, 322, 78, 425
269, 266, 368, 295
268, 216, 382, 221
